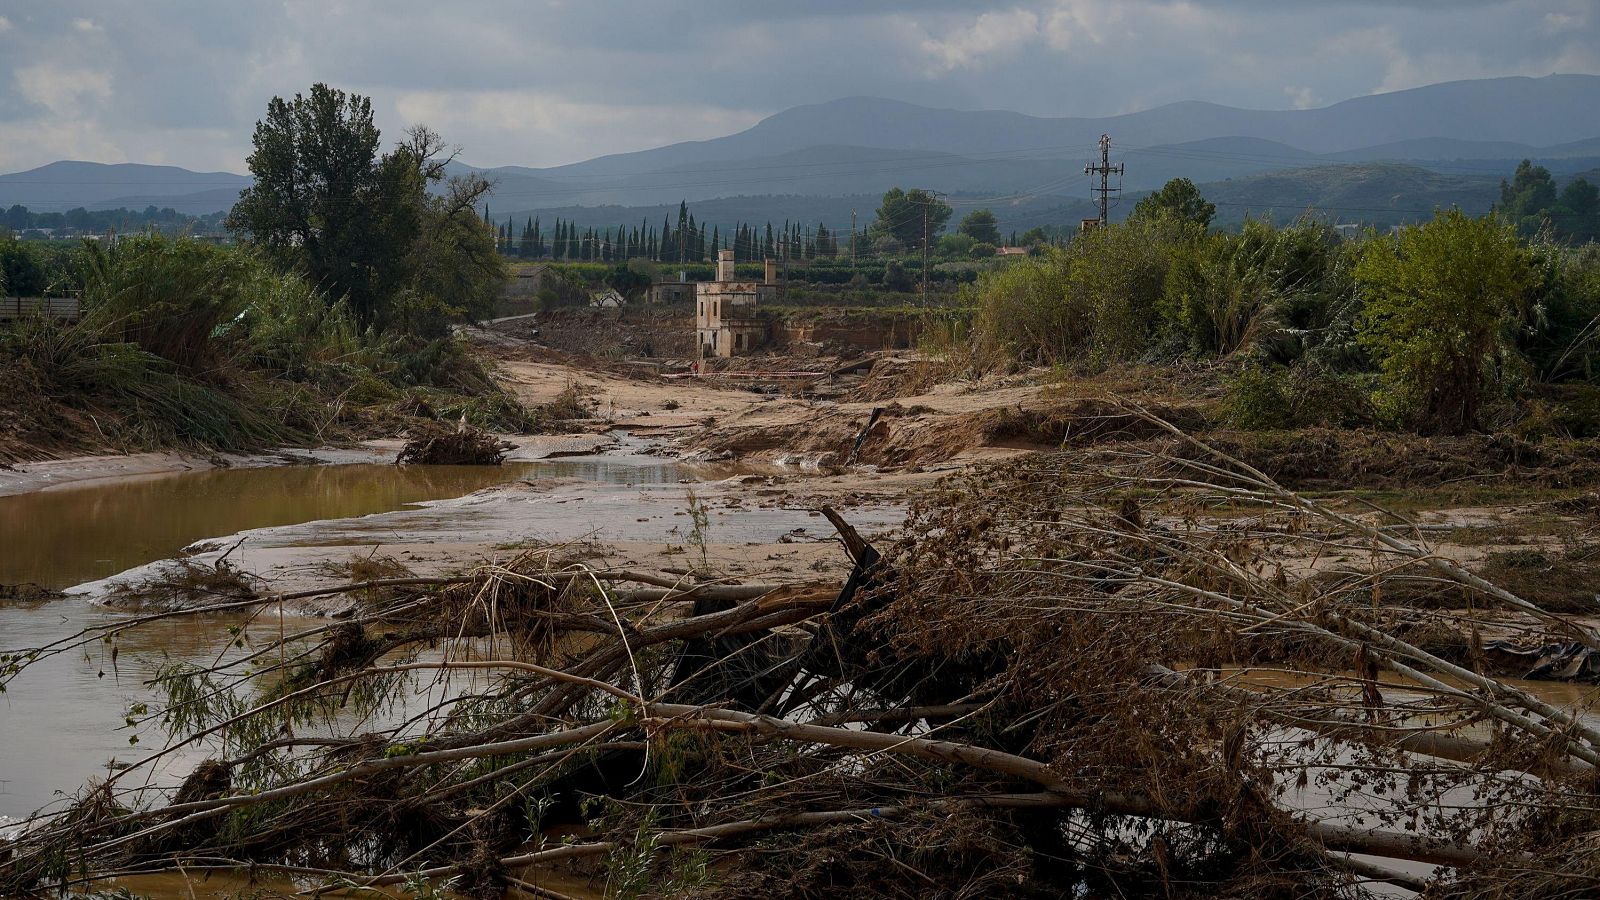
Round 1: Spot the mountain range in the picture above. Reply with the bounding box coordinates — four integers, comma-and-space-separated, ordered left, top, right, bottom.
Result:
3, 74, 1597, 228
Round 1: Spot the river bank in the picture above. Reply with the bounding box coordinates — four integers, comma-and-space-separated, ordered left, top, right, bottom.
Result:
9, 326, 1600, 898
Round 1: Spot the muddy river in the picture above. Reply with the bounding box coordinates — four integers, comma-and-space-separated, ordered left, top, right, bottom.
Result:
0, 452, 725, 897
0, 451, 708, 806
0, 458, 683, 591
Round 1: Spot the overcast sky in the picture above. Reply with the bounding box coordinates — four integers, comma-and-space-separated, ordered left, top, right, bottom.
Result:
0, 0, 1595, 173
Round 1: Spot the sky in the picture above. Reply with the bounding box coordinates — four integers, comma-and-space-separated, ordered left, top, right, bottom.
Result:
0, 0, 1596, 174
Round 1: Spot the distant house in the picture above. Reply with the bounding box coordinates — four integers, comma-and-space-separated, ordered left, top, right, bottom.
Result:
648, 273, 694, 304
696, 251, 780, 359
996, 246, 1029, 257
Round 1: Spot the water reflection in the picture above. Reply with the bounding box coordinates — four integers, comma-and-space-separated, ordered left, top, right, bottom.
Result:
0, 460, 681, 591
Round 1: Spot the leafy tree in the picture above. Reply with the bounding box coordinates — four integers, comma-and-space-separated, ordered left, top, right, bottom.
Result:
226, 86, 500, 330
1498, 160, 1558, 226
872, 188, 952, 246
1355, 209, 1535, 433
0, 237, 49, 296
958, 209, 1001, 244
1130, 178, 1216, 229
937, 233, 976, 257
881, 259, 915, 292
1562, 178, 1599, 218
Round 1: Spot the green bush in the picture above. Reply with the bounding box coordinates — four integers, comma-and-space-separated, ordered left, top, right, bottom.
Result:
0, 234, 529, 452
971, 248, 1081, 366
1224, 365, 1379, 431
1355, 209, 1536, 433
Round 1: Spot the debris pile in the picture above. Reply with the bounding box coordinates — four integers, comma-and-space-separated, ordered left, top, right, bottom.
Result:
4, 411, 1600, 898
397, 423, 515, 465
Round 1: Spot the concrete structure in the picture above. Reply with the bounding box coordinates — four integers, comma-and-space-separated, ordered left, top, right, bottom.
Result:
695, 251, 779, 359
648, 272, 694, 304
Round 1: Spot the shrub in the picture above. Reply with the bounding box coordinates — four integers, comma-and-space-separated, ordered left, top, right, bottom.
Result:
1065, 218, 1190, 363
1163, 231, 1279, 357
1224, 365, 1378, 430
1355, 210, 1536, 433
971, 248, 1081, 366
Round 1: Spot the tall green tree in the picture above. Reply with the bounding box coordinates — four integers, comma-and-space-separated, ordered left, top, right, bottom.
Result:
872, 188, 952, 246
226, 85, 499, 327
1130, 178, 1216, 229
227, 84, 403, 322
243, 93, 497, 329
1499, 160, 1559, 225
958, 209, 1001, 244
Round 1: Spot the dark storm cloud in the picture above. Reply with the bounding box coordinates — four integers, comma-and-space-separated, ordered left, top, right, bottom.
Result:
0, 0, 1593, 171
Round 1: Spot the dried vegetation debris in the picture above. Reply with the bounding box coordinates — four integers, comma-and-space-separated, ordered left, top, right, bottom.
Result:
397, 423, 515, 465
6, 414, 1600, 898
101, 557, 260, 611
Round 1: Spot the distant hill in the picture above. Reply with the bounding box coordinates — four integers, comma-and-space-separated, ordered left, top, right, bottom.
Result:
5, 75, 1597, 226
0, 161, 249, 212
529, 74, 1600, 181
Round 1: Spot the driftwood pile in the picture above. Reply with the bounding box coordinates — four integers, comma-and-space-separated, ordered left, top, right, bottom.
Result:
397, 422, 515, 466
3, 410, 1600, 898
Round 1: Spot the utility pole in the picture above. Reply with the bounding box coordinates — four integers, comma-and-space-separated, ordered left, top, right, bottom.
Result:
1084, 133, 1124, 227
919, 190, 945, 301
850, 209, 857, 272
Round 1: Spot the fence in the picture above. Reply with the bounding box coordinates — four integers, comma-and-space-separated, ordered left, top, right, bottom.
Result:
0, 297, 81, 321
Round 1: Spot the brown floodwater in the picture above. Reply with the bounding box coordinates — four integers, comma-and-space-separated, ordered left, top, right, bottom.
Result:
0, 454, 713, 897
0, 456, 693, 812
0, 458, 689, 591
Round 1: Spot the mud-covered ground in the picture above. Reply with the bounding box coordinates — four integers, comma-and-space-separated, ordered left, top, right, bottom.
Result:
10, 316, 1600, 649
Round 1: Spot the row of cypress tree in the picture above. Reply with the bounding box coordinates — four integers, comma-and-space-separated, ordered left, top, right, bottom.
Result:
483, 201, 847, 263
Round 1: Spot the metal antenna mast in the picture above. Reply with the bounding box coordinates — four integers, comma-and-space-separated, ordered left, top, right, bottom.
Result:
1085, 133, 1124, 226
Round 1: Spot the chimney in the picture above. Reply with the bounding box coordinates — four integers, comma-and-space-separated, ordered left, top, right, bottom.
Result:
764, 258, 778, 286
717, 249, 735, 282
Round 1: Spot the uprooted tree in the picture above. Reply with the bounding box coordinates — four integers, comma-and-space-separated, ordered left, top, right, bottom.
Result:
4, 409, 1600, 898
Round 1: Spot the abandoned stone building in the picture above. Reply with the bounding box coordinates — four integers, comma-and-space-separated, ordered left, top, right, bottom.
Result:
647, 272, 694, 304
696, 250, 779, 358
